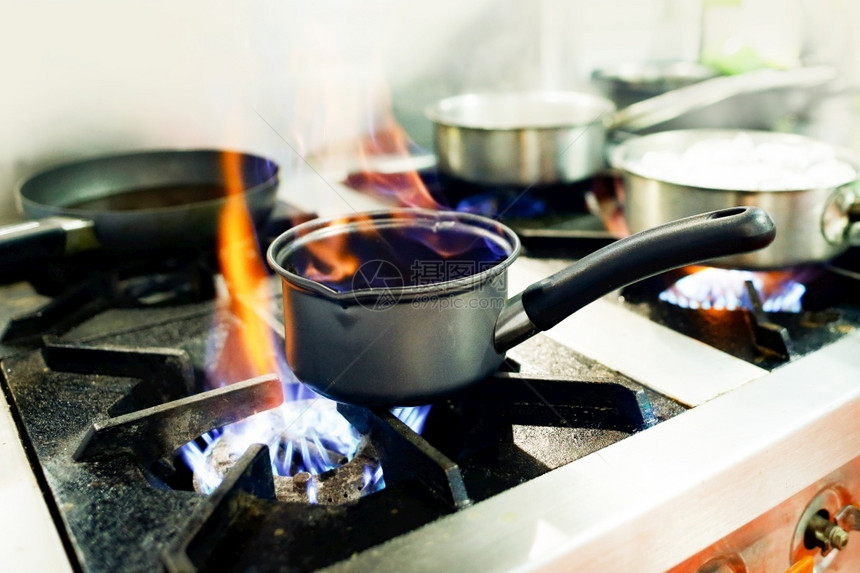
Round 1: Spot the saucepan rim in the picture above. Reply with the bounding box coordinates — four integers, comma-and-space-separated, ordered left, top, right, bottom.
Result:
425, 91, 615, 131
267, 208, 521, 303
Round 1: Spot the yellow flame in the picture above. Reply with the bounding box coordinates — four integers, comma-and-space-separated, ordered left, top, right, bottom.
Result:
218, 151, 276, 377
354, 112, 441, 209
299, 216, 362, 284
302, 57, 440, 211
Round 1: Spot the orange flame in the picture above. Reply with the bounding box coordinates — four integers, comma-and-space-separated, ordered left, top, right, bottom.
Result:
217, 151, 276, 378
679, 265, 710, 277
340, 78, 442, 210
354, 119, 440, 209
299, 216, 361, 284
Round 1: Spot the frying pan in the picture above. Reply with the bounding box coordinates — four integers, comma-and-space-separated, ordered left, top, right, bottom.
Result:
267, 206, 776, 407
427, 66, 835, 186
609, 129, 860, 269
0, 150, 279, 269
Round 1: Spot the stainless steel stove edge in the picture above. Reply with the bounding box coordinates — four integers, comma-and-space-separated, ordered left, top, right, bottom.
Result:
0, 382, 72, 572
323, 329, 860, 573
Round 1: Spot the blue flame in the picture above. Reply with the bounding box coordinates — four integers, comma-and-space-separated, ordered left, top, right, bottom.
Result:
306, 479, 318, 504
455, 192, 547, 219
356, 405, 432, 494
180, 383, 431, 501
362, 465, 386, 494
659, 268, 806, 313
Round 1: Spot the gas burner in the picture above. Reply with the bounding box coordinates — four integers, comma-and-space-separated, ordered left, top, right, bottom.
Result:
180, 389, 432, 504
1, 299, 665, 572
190, 429, 380, 505
621, 265, 853, 368
658, 266, 807, 313
1, 254, 217, 343
161, 367, 659, 570
0, 200, 314, 346
341, 163, 597, 220
341, 166, 618, 261
433, 173, 594, 219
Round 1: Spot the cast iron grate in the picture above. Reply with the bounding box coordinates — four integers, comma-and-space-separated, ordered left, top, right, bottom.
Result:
161, 367, 656, 571
1, 256, 217, 343
620, 266, 857, 368
2, 327, 658, 572
0, 201, 314, 345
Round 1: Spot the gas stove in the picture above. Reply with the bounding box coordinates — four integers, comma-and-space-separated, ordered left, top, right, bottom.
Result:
2, 178, 860, 572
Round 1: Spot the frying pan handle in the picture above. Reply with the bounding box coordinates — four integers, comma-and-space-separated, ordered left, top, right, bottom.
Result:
0, 217, 98, 269
494, 207, 775, 352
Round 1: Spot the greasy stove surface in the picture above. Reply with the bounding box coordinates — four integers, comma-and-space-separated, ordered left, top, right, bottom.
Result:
0, 273, 683, 573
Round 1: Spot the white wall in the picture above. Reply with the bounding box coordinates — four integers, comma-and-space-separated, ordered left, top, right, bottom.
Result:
0, 0, 857, 224
0, 0, 545, 222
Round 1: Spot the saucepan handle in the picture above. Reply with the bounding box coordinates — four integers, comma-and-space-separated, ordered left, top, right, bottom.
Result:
608, 65, 836, 132
0, 217, 98, 270
494, 207, 775, 352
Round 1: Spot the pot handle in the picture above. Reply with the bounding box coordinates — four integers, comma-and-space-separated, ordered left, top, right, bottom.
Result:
820, 181, 860, 248
494, 207, 775, 352
849, 203, 860, 244
609, 66, 836, 132
0, 217, 98, 269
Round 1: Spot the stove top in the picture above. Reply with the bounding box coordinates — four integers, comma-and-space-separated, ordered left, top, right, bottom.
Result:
2, 187, 860, 572
0, 260, 685, 571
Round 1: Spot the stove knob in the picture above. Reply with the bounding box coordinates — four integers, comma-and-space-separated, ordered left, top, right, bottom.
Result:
805, 512, 849, 553
803, 503, 860, 557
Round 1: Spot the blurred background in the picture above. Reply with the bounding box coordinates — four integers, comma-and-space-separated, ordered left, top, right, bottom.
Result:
1, 0, 858, 223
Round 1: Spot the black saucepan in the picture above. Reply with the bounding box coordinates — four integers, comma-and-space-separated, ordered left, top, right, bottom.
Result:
0, 150, 278, 270
267, 206, 775, 407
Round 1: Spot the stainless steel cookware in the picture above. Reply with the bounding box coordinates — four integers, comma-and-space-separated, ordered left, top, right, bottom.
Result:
609, 129, 860, 268
427, 66, 834, 186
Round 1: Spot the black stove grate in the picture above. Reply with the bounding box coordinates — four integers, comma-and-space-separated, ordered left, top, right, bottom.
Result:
0, 199, 695, 572
1, 256, 217, 343
1, 309, 660, 572
619, 264, 860, 369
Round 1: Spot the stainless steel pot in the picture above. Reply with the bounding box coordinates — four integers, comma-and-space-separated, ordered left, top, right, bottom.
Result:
427, 66, 835, 187
609, 129, 860, 269
267, 206, 775, 407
